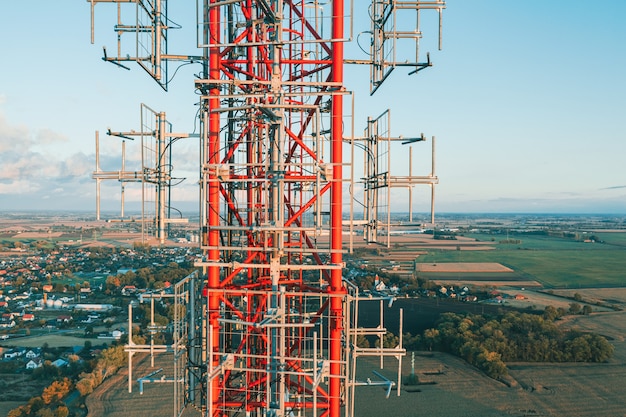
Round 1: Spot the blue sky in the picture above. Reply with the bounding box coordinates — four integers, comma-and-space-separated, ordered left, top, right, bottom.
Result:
0, 1, 625, 215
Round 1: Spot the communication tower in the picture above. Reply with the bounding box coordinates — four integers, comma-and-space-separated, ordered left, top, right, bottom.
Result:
87, 1, 445, 416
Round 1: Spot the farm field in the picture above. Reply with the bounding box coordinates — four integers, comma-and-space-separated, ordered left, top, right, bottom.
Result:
354, 341, 626, 417
0, 401, 25, 417
85, 353, 201, 417
353, 289, 626, 417
1, 333, 109, 349
0, 374, 49, 417
413, 233, 626, 288
79, 289, 626, 417
348, 231, 626, 289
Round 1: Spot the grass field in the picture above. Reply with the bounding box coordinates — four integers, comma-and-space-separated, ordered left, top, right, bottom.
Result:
416, 233, 626, 288
1, 334, 109, 349
595, 232, 626, 246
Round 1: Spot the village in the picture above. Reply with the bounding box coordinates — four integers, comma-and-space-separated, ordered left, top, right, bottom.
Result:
0, 230, 202, 371
0, 219, 506, 376
1, 213, 607, 383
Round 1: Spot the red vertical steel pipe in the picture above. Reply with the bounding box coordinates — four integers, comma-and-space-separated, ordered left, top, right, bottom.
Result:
329, 1, 344, 416
208, 0, 222, 413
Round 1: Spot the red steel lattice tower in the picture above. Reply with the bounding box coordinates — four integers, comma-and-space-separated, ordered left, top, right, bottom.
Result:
87, 1, 445, 416
194, 2, 348, 416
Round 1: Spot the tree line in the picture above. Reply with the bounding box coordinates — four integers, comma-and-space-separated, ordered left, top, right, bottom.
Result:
104, 262, 195, 293
401, 309, 614, 379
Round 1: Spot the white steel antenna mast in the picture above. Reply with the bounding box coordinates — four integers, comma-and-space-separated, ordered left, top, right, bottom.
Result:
347, 110, 438, 249
345, 1, 445, 247
92, 103, 190, 244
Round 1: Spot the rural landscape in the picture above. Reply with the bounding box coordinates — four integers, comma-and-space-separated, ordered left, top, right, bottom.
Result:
2, 0, 624, 416
1, 212, 625, 416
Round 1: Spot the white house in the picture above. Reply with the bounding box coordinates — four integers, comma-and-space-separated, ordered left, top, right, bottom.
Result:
374, 275, 387, 292
25, 349, 40, 359
26, 358, 43, 369
4, 349, 20, 359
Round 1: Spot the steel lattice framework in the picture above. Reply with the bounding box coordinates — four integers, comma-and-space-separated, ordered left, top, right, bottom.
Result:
87, 1, 445, 416
92, 104, 190, 244
193, 3, 348, 415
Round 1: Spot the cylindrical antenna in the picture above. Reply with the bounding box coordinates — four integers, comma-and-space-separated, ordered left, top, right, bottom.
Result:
95, 131, 100, 220
439, 8, 443, 50
409, 147, 413, 223
121, 140, 126, 218
90, 0, 95, 44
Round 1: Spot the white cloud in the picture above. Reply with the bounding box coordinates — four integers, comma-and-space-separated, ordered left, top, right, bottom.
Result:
0, 113, 31, 153
0, 179, 40, 195
0, 110, 95, 210
35, 128, 69, 145
63, 153, 93, 177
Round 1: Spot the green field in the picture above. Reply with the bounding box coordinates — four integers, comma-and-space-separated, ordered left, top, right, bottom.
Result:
417, 233, 626, 288
595, 232, 626, 246
1, 334, 109, 349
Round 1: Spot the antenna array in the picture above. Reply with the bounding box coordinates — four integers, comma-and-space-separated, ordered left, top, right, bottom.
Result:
92, 103, 189, 244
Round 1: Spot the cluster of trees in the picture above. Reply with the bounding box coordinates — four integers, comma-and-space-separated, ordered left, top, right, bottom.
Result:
8, 345, 127, 417
399, 310, 613, 379
8, 378, 73, 417
74, 345, 126, 397
104, 262, 195, 293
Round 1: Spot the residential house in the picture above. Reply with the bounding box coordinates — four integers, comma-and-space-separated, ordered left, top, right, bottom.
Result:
25, 349, 41, 359
51, 358, 68, 368
121, 285, 137, 295
56, 315, 73, 325
26, 358, 43, 369
4, 348, 24, 359
2, 312, 16, 321
0, 320, 15, 329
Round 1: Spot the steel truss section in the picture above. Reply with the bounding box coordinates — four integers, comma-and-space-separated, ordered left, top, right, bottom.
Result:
92, 103, 189, 243
343, 279, 406, 417
344, 0, 446, 94
125, 272, 200, 416
345, 109, 437, 249
358, 109, 438, 247
369, 0, 445, 94
88, 1, 446, 417
89, 0, 171, 89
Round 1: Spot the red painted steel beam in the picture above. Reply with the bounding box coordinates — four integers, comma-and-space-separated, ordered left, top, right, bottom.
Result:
329, 1, 345, 416
207, 1, 223, 414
